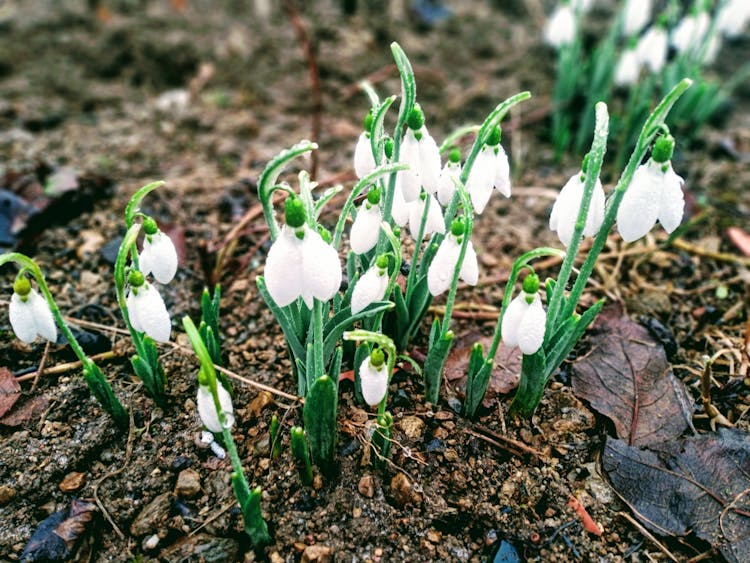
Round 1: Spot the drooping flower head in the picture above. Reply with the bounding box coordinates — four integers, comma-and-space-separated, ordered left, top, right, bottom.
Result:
354, 111, 377, 179
139, 217, 178, 284
501, 273, 547, 355
465, 126, 511, 214
622, 0, 651, 37
437, 147, 463, 206
359, 347, 389, 407
264, 195, 342, 309
549, 156, 605, 247
8, 276, 57, 344
613, 39, 641, 87
717, 0, 750, 38
427, 217, 479, 296
636, 17, 669, 73
544, 1, 576, 48
126, 269, 172, 343
397, 105, 442, 202
196, 368, 235, 433
617, 134, 684, 242
351, 254, 389, 315
407, 192, 445, 240
671, 5, 711, 55
350, 188, 382, 255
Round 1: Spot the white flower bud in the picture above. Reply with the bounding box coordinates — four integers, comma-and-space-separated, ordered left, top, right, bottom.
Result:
264, 224, 342, 309
9, 288, 57, 344
544, 4, 576, 48
354, 132, 376, 179
359, 356, 389, 406
140, 231, 178, 284
427, 233, 478, 296
636, 26, 668, 73
350, 264, 388, 314
501, 292, 546, 355
623, 0, 650, 36
197, 382, 235, 433
126, 282, 172, 343
350, 202, 382, 254
614, 47, 641, 87
437, 160, 462, 206
407, 193, 445, 240
549, 172, 605, 247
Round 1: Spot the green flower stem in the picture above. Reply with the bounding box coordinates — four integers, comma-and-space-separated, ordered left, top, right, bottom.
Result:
378, 42, 415, 234
560, 79, 692, 321
438, 125, 481, 154
359, 80, 380, 108
258, 140, 318, 241
404, 196, 432, 304
125, 181, 165, 228
343, 330, 396, 416
440, 185, 474, 333
114, 224, 148, 358
310, 298, 324, 390
182, 316, 269, 546
331, 162, 408, 250
0, 252, 127, 427
546, 102, 609, 338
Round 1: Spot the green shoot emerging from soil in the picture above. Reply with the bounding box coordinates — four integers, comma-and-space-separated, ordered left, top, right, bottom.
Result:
0, 252, 128, 428
182, 316, 270, 548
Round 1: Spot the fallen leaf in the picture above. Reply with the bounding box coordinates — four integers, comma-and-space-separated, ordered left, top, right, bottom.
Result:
603, 429, 750, 563
727, 227, 750, 257
0, 394, 50, 427
0, 367, 21, 418
20, 499, 96, 562
444, 333, 521, 407
571, 307, 693, 446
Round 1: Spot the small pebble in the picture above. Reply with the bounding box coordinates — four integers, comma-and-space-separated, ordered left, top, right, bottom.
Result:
358, 475, 375, 498
59, 471, 86, 493
174, 469, 201, 498
143, 534, 160, 551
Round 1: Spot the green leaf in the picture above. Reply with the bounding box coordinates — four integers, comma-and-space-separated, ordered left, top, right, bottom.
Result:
290, 426, 313, 486
256, 276, 305, 361
230, 476, 270, 546
423, 327, 454, 404
303, 375, 338, 476
509, 348, 548, 419
321, 301, 394, 365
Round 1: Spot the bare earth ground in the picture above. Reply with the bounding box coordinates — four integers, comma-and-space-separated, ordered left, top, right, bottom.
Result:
1, 1, 750, 561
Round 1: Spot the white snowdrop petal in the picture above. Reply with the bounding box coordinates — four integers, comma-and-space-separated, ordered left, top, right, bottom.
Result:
354, 132, 376, 179
265, 227, 304, 307
617, 164, 659, 242
427, 235, 460, 296
637, 27, 668, 73
518, 297, 547, 355
466, 147, 495, 214
197, 383, 234, 433
418, 127, 442, 195
717, 0, 750, 37
614, 49, 640, 87
623, 0, 650, 36
359, 358, 389, 406
9, 293, 39, 344
142, 232, 178, 284
133, 284, 172, 343
437, 161, 461, 206
500, 294, 526, 348
459, 240, 479, 286
126, 290, 143, 333
544, 5, 575, 48
657, 164, 685, 234
29, 289, 57, 343
399, 131, 422, 202
351, 267, 388, 314
583, 179, 605, 238
301, 230, 342, 308
391, 179, 410, 227
550, 175, 583, 247
493, 146, 511, 198
350, 203, 382, 254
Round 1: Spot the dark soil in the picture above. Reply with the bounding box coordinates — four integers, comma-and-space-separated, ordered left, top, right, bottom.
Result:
1, 1, 749, 561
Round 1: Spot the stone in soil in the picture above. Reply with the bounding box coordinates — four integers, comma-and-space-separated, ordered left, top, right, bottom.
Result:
174, 468, 202, 498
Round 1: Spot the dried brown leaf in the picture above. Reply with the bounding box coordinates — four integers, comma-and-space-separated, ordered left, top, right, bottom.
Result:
0, 367, 21, 418
603, 430, 750, 563
0, 394, 50, 427
571, 308, 693, 446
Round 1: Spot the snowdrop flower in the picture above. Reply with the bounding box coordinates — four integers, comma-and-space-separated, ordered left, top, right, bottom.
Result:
622, 0, 650, 36
501, 274, 546, 355
391, 176, 410, 227
264, 196, 342, 309
139, 218, 178, 284
427, 218, 478, 296
8, 277, 57, 344
359, 348, 389, 406
398, 105, 442, 201
613, 43, 641, 87
197, 379, 235, 433
717, 0, 750, 38
549, 166, 605, 247
617, 134, 684, 242
544, 3, 576, 48
637, 23, 669, 73
436, 148, 462, 206
354, 114, 377, 179
351, 256, 389, 314
126, 271, 171, 343
671, 10, 710, 55
465, 127, 511, 214
407, 192, 445, 240
350, 189, 382, 254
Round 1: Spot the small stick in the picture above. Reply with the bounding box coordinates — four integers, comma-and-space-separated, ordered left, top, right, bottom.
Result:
671, 238, 750, 267
468, 426, 544, 458
30, 341, 51, 392
617, 511, 680, 563
16, 351, 120, 382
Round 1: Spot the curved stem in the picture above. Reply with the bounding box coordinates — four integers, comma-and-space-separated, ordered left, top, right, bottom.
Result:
125, 181, 165, 228
343, 329, 396, 416
114, 224, 147, 358
439, 124, 481, 154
